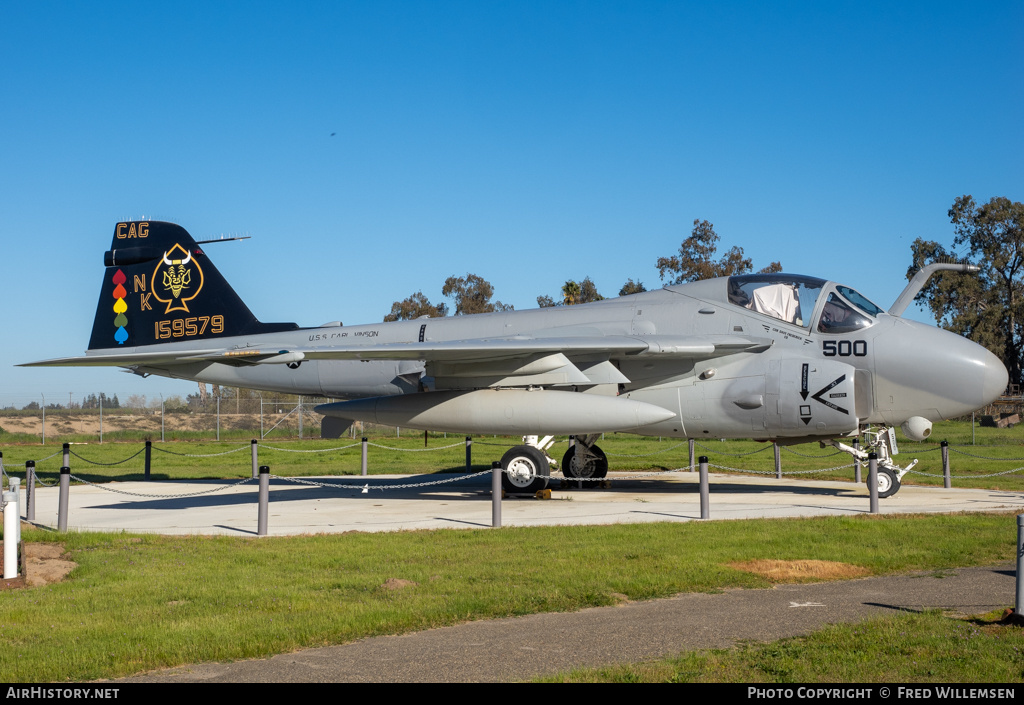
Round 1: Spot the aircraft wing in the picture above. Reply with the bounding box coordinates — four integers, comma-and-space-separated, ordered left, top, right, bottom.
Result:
298, 334, 771, 361
22, 334, 771, 370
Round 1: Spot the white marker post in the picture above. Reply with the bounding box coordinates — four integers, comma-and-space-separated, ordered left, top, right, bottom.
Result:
9, 479, 20, 546
3, 488, 17, 579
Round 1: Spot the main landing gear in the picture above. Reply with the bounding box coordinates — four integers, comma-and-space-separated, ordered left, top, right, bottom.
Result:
829, 427, 918, 498
499, 434, 609, 493
562, 434, 609, 480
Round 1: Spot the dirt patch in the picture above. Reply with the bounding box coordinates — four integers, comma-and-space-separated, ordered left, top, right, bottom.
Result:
381, 578, 417, 591
728, 559, 871, 582
0, 541, 76, 590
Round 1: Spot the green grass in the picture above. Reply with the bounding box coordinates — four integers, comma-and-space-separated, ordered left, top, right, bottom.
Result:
0, 512, 1018, 682
541, 609, 1024, 683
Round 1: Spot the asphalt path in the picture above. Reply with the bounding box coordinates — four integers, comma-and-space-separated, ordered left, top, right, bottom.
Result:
119, 564, 1017, 683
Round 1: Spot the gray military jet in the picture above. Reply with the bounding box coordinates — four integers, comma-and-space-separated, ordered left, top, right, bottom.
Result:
25, 221, 1008, 497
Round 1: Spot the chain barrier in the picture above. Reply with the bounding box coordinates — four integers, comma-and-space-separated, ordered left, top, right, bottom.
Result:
905, 465, 1024, 479
367, 441, 467, 452
258, 442, 361, 453
780, 446, 843, 458
708, 462, 857, 475
23, 450, 63, 464
604, 441, 689, 458
9, 440, 1024, 498
274, 470, 493, 492
472, 440, 531, 447
69, 474, 254, 498
949, 448, 1024, 461
694, 442, 773, 457
69, 448, 146, 466
152, 445, 251, 458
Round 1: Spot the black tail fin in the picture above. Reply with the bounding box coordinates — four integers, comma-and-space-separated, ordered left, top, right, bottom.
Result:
89, 221, 297, 351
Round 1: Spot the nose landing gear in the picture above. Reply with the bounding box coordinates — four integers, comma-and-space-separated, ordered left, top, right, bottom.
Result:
830, 427, 918, 498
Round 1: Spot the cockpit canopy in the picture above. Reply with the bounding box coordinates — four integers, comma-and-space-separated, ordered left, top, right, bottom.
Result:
723, 274, 885, 334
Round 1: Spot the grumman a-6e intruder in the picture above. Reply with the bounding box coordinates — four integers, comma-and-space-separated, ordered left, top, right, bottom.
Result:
25, 221, 1008, 497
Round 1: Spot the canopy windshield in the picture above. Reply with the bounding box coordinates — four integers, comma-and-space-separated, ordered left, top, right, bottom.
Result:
816, 286, 883, 334
726, 274, 826, 329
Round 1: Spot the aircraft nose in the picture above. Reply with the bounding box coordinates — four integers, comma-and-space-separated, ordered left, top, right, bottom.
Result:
874, 319, 1008, 420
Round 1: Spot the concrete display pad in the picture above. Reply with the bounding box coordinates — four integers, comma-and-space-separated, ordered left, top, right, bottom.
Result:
19, 470, 1024, 536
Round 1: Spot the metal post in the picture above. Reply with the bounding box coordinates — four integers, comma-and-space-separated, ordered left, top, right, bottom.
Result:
257, 465, 269, 536
41, 397, 45, 445
99, 395, 102, 443
397, 426, 400, 438
424, 429, 428, 448
941, 440, 951, 489
361, 437, 368, 476
251, 439, 259, 479
62, 442, 70, 470
3, 488, 17, 579
58, 466, 70, 531
465, 436, 472, 472
26, 461, 35, 522
1016, 515, 1023, 619
9, 478, 21, 546
216, 397, 220, 442
161, 397, 165, 443
689, 439, 695, 472
853, 438, 861, 483
144, 441, 152, 480
774, 443, 781, 479
298, 396, 303, 439
868, 452, 878, 514
699, 456, 710, 519
491, 461, 502, 528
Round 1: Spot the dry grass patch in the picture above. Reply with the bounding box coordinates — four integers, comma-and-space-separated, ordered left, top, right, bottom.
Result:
728, 559, 870, 582
381, 577, 417, 591
0, 542, 76, 590
24, 543, 77, 587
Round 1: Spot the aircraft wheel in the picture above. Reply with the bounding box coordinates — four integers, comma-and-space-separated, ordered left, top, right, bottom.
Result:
501, 446, 550, 494
875, 467, 901, 498
561, 444, 609, 480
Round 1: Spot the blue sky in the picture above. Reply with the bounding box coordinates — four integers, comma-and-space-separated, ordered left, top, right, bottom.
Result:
2, 1, 1021, 407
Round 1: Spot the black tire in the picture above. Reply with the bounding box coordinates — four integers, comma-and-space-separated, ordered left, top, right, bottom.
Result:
501, 446, 550, 493
561, 444, 609, 480
876, 467, 901, 498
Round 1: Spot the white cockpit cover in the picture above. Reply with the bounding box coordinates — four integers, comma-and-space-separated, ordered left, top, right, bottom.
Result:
751, 283, 799, 323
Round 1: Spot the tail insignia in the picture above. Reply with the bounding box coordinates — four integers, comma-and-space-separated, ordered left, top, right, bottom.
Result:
151, 243, 204, 314
112, 269, 129, 344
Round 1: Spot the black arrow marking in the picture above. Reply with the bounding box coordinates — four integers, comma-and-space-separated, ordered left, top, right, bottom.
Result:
811, 374, 849, 415
800, 364, 809, 400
